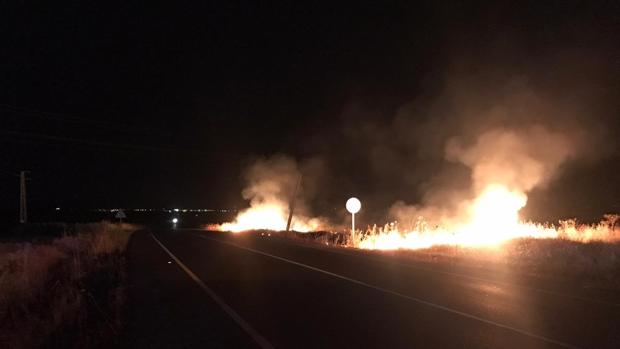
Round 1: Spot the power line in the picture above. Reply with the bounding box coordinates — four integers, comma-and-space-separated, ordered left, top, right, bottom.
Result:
0, 129, 198, 153
0, 103, 172, 137
0, 103, 114, 126
0, 168, 19, 177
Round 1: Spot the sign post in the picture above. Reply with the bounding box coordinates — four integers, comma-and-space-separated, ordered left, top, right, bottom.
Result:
115, 209, 126, 224
345, 197, 361, 237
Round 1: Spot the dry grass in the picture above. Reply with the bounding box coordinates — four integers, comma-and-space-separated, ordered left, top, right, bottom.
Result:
466, 238, 620, 287
0, 221, 138, 348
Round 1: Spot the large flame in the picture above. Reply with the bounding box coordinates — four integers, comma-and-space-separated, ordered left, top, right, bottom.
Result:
218, 204, 322, 233
215, 155, 326, 233
461, 184, 530, 245
216, 183, 619, 249
213, 127, 619, 248
356, 184, 618, 250
352, 125, 617, 250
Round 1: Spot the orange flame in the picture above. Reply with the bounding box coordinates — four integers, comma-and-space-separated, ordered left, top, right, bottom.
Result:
217, 204, 322, 232
215, 184, 619, 249
356, 185, 619, 250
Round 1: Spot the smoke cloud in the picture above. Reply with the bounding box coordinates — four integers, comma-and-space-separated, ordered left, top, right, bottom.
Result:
222, 155, 326, 231
229, 41, 619, 230
241, 155, 302, 211
384, 125, 581, 230
445, 126, 575, 193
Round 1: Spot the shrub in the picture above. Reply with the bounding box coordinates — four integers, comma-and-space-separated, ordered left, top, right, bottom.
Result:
0, 222, 138, 348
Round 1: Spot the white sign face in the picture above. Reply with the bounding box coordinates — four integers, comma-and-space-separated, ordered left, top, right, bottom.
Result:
115, 210, 126, 219
346, 197, 361, 214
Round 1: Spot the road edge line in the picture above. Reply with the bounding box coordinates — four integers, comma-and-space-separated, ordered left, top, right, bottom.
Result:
198, 234, 579, 349
265, 234, 620, 308
150, 233, 274, 349
182, 229, 619, 308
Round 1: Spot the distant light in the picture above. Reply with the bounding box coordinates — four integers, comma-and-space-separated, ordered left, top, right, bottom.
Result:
55, 207, 61, 211
167, 261, 172, 264
346, 197, 361, 214
172, 218, 179, 224
174, 208, 180, 212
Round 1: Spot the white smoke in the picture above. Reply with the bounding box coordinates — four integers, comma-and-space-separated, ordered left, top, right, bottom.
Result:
446, 126, 576, 193
241, 155, 302, 210
219, 155, 326, 232
388, 125, 578, 229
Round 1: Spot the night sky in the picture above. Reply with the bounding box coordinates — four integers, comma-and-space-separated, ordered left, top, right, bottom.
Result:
2, 1, 620, 223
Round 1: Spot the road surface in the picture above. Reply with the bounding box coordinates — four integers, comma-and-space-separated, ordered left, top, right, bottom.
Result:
124, 229, 620, 348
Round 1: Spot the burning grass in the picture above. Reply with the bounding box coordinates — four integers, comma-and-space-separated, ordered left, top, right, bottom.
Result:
258, 221, 620, 291
352, 215, 620, 250
0, 222, 138, 348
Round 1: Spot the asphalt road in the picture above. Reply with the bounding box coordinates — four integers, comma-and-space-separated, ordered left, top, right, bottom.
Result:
124, 229, 620, 348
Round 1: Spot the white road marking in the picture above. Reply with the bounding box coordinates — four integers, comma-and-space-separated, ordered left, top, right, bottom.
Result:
197, 234, 579, 349
184, 229, 618, 308
266, 234, 620, 308
150, 233, 274, 349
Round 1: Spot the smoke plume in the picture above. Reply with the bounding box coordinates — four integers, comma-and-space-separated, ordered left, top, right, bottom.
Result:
445, 126, 575, 193
221, 155, 326, 232
226, 43, 618, 231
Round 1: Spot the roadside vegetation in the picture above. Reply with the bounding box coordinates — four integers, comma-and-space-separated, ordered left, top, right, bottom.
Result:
0, 222, 138, 348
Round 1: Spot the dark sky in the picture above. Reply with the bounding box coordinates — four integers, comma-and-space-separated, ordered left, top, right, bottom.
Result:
1, 1, 620, 222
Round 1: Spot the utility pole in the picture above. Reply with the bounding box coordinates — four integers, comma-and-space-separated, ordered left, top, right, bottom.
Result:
286, 175, 302, 232
19, 170, 28, 223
